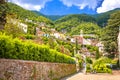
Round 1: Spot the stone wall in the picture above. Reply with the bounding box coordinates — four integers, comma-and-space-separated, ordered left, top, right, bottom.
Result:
0, 59, 76, 80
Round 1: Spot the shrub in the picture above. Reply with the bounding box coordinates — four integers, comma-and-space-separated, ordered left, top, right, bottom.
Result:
86, 63, 91, 72
86, 45, 100, 59
92, 57, 112, 73
0, 34, 75, 64
24, 34, 36, 39
111, 58, 118, 64
111, 58, 118, 69
86, 57, 93, 64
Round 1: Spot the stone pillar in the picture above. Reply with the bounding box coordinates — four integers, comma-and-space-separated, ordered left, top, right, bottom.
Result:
118, 26, 120, 67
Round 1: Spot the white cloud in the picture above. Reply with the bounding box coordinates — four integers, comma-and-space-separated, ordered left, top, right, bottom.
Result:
60, 0, 99, 10
8, 0, 52, 11
97, 0, 120, 13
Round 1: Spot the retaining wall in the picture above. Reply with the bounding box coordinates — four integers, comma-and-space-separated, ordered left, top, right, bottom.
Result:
0, 59, 76, 80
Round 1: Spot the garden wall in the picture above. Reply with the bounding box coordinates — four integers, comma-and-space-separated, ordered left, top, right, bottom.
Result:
0, 59, 76, 80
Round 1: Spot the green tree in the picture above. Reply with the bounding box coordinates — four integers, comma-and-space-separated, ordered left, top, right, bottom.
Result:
102, 11, 120, 58
0, 0, 8, 30
55, 14, 96, 34
70, 22, 100, 35
4, 14, 23, 37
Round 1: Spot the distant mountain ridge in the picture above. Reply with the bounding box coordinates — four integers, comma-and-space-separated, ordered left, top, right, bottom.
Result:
6, 2, 120, 31
31, 11, 65, 21
46, 15, 65, 21
32, 11, 45, 16
54, 14, 99, 34
7, 2, 53, 25
53, 8, 120, 27
7, 2, 52, 21
93, 8, 120, 27
35, 8, 120, 24
8, 2, 120, 26
55, 14, 96, 24
53, 9, 120, 35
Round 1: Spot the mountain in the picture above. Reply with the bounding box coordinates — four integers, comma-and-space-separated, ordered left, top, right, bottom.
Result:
54, 9, 120, 35
93, 8, 120, 27
46, 15, 64, 21
7, 2, 53, 25
54, 14, 97, 34
32, 11, 45, 16
31, 11, 64, 21
46, 8, 120, 23
6, 2, 120, 35
8, 3, 39, 19
55, 14, 96, 24
70, 22, 100, 35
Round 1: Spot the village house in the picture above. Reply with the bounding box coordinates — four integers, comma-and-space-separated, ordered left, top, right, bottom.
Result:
71, 34, 91, 45
70, 37, 75, 43
36, 27, 50, 37
50, 29, 66, 40
36, 27, 45, 36
51, 32, 66, 40
35, 22, 49, 37
71, 30, 102, 46
18, 23, 28, 33
71, 30, 105, 57
38, 22, 46, 30
72, 35, 104, 53
25, 19, 33, 23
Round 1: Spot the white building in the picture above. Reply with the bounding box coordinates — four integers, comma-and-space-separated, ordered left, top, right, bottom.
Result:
83, 38, 91, 45
18, 23, 28, 33
71, 38, 75, 43
96, 42, 104, 53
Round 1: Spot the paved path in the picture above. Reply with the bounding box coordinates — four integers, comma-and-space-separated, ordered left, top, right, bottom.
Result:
61, 71, 120, 80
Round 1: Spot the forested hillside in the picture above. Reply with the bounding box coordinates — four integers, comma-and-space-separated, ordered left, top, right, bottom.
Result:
93, 8, 120, 27
54, 14, 98, 35
46, 15, 64, 21
7, 2, 53, 25
4, 2, 120, 30
55, 14, 96, 24
53, 9, 120, 35
70, 22, 100, 35
100, 11, 120, 57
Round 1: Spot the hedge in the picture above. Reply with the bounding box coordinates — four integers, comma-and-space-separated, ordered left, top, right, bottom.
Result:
0, 33, 75, 64
92, 57, 112, 73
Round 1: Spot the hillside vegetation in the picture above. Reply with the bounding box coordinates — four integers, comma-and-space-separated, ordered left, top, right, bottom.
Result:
55, 14, 96, 24
1, 2, 120, 60
93, 8, 120, 27
54, 14, 99, 35
70, 22, 100, 35
54, 9, 120, 36
0, 33, 75, 64
46, 15, 64, 21
6, 2, 120, 36
7, 2, 53, 25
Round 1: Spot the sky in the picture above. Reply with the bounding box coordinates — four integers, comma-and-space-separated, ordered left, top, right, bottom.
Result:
8, 0, 120, 15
